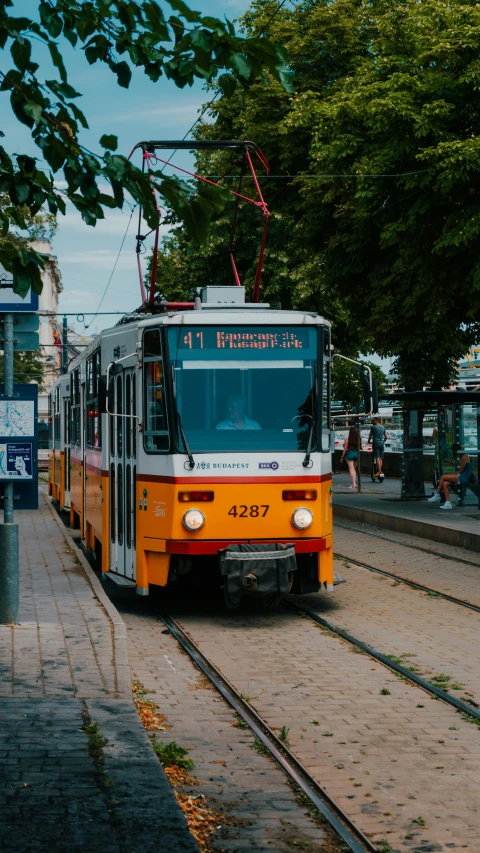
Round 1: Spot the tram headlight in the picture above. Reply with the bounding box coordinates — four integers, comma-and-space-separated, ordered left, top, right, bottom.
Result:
292, 507, 313, 530
183, 508, 205, 531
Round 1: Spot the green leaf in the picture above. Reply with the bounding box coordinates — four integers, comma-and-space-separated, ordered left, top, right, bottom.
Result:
168, 0, 201, 24
231, 53, 252, 81
99, 134, 118, 151
11, 37, 32, 72
114, 61, 132, 88
218, 73, 237, 97
190, 28, 213, 52
48, 41, 67, 83
12, 256, 44, 299
277, 66, 294, 94
23, 102, 43, 125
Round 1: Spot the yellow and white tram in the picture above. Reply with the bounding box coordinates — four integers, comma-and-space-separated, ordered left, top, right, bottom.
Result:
48, 286, 333, 606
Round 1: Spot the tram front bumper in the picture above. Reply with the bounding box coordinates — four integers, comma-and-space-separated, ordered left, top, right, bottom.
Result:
219, 542, 297, 603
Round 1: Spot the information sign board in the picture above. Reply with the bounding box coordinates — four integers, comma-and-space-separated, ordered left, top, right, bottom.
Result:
0, 314, 39, 332
0, 385, 38, 509
0, 442, 33, 480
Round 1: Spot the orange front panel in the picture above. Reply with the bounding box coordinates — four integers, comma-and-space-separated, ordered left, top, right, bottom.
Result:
136, 478, 332, 544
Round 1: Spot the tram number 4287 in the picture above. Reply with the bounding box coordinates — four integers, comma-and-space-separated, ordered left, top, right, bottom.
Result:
228, 505, 270, 518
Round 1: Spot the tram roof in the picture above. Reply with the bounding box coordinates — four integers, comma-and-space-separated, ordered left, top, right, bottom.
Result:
137, 309, 330, 329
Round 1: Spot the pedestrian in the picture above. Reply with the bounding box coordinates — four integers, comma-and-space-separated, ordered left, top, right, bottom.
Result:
428, 445, 472, 510
368, 416, 387, 479
341, 426, 362, 489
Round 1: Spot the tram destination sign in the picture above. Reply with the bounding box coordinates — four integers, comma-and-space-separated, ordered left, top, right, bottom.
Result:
181, 329, 311, 351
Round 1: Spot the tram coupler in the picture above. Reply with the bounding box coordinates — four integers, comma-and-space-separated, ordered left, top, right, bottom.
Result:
242, 573, 259, 590
219, 543, 296, 608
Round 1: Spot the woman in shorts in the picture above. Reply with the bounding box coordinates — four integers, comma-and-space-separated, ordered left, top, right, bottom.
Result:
341, 426, 362, 489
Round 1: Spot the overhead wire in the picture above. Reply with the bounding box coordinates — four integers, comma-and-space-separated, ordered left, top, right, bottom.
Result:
84, 204, 136, 330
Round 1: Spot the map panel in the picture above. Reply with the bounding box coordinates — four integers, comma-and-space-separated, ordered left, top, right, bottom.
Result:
0, 400, 35, 437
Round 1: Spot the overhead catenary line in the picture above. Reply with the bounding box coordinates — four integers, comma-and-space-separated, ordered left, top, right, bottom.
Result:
84, 205, 137, 330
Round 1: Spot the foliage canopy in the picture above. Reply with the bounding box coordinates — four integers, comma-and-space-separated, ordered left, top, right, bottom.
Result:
154, 0, 480, 391
0, 0, 292, 296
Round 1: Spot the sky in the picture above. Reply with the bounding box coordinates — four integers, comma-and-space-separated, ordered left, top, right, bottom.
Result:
4, 0, 251, 337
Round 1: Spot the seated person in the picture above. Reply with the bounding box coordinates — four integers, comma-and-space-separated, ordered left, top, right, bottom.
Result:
216, 395, 261, 430
428, 445, 472, 510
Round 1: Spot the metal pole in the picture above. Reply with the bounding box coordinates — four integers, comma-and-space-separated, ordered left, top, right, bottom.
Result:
61, 316, 68, 374
4, 313, 14, 522
0, 311, 19, 623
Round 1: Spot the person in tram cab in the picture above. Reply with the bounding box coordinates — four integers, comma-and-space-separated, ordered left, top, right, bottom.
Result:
215, 394, 261, 430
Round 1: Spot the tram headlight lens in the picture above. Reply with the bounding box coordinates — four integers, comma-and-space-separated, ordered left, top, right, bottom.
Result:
292, 507, 313, 530
183, 508, 205, 531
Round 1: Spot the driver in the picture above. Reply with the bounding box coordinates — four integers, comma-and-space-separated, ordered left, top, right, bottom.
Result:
216, 395, 261, 430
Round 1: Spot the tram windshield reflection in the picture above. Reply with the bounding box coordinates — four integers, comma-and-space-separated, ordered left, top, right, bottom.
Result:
167, 326, 319, 453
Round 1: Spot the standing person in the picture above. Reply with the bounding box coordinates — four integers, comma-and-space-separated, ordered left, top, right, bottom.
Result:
341, 426, 362, 489
428, 446, 472, 510
368, 417, 387, 479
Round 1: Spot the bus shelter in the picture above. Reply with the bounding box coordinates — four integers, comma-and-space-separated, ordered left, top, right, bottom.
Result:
393, 391, 480, 505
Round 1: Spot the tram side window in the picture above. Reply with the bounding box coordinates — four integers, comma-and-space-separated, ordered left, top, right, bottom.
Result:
322, 329, 331, 452
71, 368, 81, 445
54, 387, 61, 443
86, 350, 101, 449
143, 329, 169, 452
48, 394, 53, 448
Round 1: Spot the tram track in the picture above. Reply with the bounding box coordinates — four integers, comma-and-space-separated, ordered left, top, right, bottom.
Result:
334, 550, 480, 614
285, 598, 480, 723
157, 610, 376, 853
335, 520, 480, 570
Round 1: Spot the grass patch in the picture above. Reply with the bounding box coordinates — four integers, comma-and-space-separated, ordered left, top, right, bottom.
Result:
412, 816, 426, 826
380, 688, 391, 695
279, 725, 290, 743
151, 737, 195, 771
251, 737, 270, 756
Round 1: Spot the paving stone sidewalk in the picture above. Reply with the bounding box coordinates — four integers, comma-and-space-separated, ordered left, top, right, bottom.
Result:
0, 496, 197, 852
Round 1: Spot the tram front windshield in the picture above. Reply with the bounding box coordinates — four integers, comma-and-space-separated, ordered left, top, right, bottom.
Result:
167, 326, 320, 453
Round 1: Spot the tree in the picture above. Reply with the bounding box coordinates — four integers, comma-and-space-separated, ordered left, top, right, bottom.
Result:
154, 0, 480, 395
0, 0, 293, 295
0, 351, 45, 390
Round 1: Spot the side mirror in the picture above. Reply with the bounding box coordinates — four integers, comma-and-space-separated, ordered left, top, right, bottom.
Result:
98, 375, 107, 414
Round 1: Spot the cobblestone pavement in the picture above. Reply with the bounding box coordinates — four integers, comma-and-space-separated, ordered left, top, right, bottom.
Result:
0, 501, 117, 699
116, 594, 338, 853
0, 498, 197, 852
335, 519, 480, 607
168, 594, 480, 852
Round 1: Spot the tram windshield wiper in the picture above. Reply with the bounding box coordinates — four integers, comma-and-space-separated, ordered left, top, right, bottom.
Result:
177, 413, 195, 470
302, 418, 315, 469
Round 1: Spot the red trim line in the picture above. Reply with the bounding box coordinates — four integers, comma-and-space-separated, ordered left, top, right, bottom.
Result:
137, 473, 332, 485
167, 538, 328, 555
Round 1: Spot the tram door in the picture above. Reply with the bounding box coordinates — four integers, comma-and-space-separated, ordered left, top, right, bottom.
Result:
63, 397, 71, 508
110, 367, 136, 579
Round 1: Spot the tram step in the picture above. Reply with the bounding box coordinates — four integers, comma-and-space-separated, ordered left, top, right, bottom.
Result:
104, 573, 136, 588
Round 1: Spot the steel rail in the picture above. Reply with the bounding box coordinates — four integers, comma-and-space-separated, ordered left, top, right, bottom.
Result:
157, 611, 375, 853
285, 600, 480, 723
334, 551, 480, 615
335, 521, 480, 569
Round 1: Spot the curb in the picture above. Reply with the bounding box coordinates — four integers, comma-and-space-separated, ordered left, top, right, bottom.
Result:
42, 492, 132, 697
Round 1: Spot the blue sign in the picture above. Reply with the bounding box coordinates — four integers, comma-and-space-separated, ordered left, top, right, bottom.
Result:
0, 385, 38, 510
0, 264, 39, 312
0, 442, 33, 480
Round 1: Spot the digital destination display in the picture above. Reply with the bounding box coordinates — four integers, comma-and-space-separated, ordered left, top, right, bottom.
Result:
180, 329, 310, 351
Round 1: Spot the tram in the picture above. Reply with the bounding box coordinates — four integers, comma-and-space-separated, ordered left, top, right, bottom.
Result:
48, 286, 333, 606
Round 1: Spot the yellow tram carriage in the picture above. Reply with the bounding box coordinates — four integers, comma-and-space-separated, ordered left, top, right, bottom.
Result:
49, 286, 333, 607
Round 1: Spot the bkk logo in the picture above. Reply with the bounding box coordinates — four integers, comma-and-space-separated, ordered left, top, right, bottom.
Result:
258, 461, 279, 470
